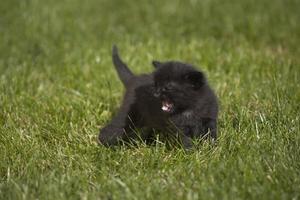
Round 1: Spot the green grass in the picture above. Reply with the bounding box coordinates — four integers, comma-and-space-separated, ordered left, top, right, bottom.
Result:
0, 0, 300, 199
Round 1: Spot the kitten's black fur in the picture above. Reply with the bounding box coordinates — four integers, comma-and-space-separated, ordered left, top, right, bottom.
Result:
98, 45, 218, 148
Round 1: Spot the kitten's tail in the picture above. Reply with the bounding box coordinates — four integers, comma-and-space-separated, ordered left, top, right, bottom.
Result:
112, 45, 134, 87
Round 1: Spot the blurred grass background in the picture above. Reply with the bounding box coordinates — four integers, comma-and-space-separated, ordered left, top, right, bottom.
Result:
0, 0, 299, 199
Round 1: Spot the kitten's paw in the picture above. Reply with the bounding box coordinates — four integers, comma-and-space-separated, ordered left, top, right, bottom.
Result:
98, 125, 125, 147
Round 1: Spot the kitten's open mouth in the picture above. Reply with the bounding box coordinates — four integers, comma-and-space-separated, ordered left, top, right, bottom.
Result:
161, 100, 174, 113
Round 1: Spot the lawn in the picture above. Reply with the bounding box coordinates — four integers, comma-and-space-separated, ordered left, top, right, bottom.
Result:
0, 0, 300, 199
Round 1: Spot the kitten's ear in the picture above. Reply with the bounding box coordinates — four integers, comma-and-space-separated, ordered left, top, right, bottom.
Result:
184, 71, 205, 88
152, 60, 162, 68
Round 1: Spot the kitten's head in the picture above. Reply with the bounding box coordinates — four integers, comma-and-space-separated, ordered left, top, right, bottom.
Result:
152, 61, 206, 114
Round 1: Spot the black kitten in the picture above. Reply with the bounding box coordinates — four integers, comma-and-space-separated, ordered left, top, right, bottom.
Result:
98, 45, 218, 148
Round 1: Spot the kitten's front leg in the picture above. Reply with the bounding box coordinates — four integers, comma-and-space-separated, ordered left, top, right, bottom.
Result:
177, 126, 193, 150
99, 121, 151, 146
99, 124, 127, 146
204, 118, 217, 140
98, 102, 135, 146
209, 120, 217, 141
168, 119, 194, 149
180, 134, 193, 149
